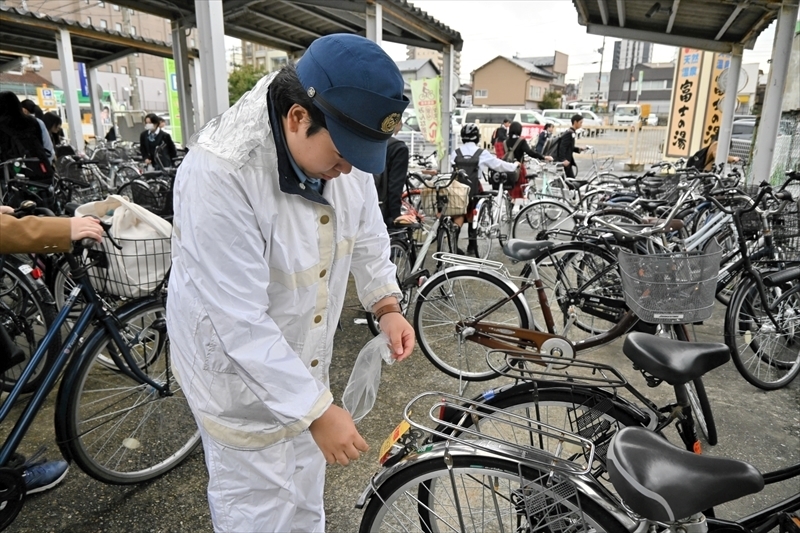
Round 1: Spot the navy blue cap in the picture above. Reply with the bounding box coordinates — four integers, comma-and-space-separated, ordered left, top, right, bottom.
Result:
296, 34, 409, 174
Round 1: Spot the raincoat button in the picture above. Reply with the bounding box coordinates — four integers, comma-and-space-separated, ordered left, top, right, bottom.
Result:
310, 359, 319, 367
299, 183, 306, 190
320, 215, 330, 224
319, 269, 326, 278
314, 315, 322, 323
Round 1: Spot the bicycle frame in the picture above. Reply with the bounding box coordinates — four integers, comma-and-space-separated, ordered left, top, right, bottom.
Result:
0, 254, 170, 466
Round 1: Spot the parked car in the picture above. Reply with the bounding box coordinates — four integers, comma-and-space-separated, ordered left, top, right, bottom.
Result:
646, 113, 659, 126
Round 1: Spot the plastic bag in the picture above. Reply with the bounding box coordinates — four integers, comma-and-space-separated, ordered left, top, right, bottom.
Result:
342, 332, 394, 423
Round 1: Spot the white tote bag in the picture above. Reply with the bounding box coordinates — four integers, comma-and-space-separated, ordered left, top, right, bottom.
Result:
75, 195, 172, 298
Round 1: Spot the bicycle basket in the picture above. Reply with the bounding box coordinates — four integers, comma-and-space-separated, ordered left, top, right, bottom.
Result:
617, 240, 722, 324
87, 237, 171, 298
419, 179, 470, 217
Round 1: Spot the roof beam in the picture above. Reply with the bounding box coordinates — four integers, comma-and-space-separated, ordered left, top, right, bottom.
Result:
616, 0, 626, 27
597, 0, 610, 25
383, 33, 440, 51
276, 0, 354, 32
666, 0, 680, 33
86, 47, 136, 69
242, 7, 322, 38
313, 6, 366, 30
378, 1, 458, 49
586, 23, 734, 53
573, 0, 590, 25
715, 2, 747, 41
225, 25, 306, 51
99, 0, 189, 20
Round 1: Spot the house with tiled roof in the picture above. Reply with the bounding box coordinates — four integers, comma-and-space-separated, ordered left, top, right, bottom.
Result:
471, 52, 568, 108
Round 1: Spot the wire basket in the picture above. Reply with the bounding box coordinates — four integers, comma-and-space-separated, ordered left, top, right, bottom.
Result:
419, 178, 470, 217
772, 199, 800, 262
87, 237, 171, 299
117, 178, 173, 217
617, 240, 722, 324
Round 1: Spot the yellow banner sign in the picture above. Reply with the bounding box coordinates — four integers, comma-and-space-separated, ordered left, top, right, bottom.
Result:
701, 53, 730, 148
666, 48, 703, 158
409, 77, 444, 158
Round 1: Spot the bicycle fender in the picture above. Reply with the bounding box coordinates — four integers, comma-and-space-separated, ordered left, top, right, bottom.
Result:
471, 198, 486, 229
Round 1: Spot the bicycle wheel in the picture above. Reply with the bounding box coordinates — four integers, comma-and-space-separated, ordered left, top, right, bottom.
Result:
725, 276, 800, 390
670, 324, 718, 446
533, 242, 624, 341
0, 261, 59, 394
359, 452, 629, 533
367, 238, 413, 336
57, 298, 200, 484
512, 199, 574, 242
413, 268, 530, 381
471, 198, 494, 259
435, 384, 648, 480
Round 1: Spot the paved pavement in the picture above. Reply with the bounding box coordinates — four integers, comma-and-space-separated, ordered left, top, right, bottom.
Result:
5, 240, 799, 533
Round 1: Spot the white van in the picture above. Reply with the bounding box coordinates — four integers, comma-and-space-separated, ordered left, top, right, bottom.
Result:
540, 109, 574, 125
613, 104, 643, 127
461, 108, 545, 146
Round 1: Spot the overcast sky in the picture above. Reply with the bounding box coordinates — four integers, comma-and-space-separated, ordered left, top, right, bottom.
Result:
381, 0, 783, 84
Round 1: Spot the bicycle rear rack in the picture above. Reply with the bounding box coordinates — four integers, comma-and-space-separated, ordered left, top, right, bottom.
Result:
487, 350, 628, 388
404, 391, 596, 476
431, 252, 510, 276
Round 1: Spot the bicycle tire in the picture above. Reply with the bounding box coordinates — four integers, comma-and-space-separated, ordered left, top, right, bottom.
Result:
367, 238, 413, 336
0, 260, 59, 394
472, 198, 494, 259
358, 451, 630, 533
671, 324, 718, 446
725, 275, 800, 390
413, 268, 530, 381
512, 199, 574, 242
56, 298, 200, 484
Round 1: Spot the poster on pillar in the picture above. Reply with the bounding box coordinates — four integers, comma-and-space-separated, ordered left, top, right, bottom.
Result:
409, 78, 444, 159
164, 58, 182, 145
701, 53, 730, 148
666, 48, 703, 158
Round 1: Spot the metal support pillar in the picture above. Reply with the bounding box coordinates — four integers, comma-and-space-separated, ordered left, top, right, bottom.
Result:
440, 44, 454, 173
715, 45, 743, 166
87, 66, 104, 142
171, 20, 195, 142
751, 1, 799, 182
55, 28, 84, 153
365, 2, 382, 46
190, 58, 204, 129
195, 0, 229, 120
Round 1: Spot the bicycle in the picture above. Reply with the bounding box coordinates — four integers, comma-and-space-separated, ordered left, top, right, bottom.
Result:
364, 171, 467, 334
0, 219, 199, 530
470, 171, 515, 258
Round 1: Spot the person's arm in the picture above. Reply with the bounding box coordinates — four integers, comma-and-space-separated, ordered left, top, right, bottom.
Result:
0, 214, 101, 254
139, 131, 149, 162
164, 133, 178, 160
478, 150, 517, 172
386, 141, 409, 222
520, 139, 545, 161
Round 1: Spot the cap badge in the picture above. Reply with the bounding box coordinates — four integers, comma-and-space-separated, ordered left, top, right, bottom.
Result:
307, 87, 316, 98
380, 113, 401, 133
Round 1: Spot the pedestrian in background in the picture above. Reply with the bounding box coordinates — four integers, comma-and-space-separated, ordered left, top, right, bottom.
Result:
556, 114, 586, 179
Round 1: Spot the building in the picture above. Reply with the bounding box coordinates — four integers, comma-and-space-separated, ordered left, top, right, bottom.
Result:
579, 72, 610, 103
608, 62, 674, 114
470, 52, 568, 108
240, 41, 289, 73
1, 0, 197, 113
612, 40, 653, 71
406, 46, 461, 81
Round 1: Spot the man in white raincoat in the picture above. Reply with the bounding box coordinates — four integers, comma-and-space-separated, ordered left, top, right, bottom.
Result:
166, 34, 415, 532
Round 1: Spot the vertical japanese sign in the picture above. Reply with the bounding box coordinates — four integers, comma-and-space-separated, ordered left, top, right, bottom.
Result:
666, 48, 703, 157
701, 53, 730, 147
409, 78, 443, 158
164, 58, 182, 144
78, 63, 89, 97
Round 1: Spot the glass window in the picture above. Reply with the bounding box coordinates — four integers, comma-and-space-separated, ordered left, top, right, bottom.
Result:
100, 19, 107, 28
113, 3, 119, 10
98, 1, 105, 6
131, 26, 136, 35
135, 68, 141, 76
108, 65, 114, 72
121, 66, 127, 74
474, 89, 487, 99
115, 22, 122, 32
190, 38, 196, 47
87, 16, 92, 25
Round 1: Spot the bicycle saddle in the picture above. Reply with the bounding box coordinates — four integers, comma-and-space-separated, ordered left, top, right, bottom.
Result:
608, 427, 764, 522
622, 332, 730, 385
502, 239, 554, 261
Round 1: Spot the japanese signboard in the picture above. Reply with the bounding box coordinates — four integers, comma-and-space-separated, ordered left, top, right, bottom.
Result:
409, 78, 444, 158
37, 87, 56, 109
164, 59, 182, 144
701, 53, 730, 148
666, 48, 703, 158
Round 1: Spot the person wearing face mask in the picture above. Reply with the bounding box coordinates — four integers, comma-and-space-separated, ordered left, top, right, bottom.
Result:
166, 34, 415, 532
139, 113, 177, 169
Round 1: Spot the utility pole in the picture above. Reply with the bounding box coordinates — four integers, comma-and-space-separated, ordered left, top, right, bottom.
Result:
123, 8, 141, 110
595, 36, 605, 111
626, 41, 637, 104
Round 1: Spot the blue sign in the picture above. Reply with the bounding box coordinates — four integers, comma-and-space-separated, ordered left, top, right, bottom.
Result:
78, 63, 89, 97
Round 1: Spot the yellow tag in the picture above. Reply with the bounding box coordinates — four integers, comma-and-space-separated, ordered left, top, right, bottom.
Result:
379, 420, 410, 463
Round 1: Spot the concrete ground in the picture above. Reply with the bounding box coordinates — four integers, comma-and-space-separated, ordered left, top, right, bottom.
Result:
4, 237, 799, 533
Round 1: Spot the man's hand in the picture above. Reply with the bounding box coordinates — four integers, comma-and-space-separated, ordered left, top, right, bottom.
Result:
0, 206, 13, 215
378, 312, 414, 361
563, 160, 571, 167
544, 156, 554, 162
309, 404, 369, 465
71, 217, 103, 242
